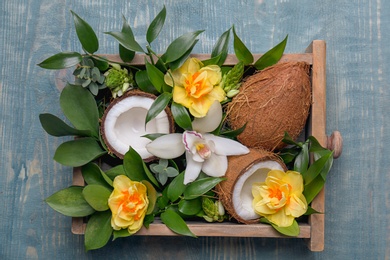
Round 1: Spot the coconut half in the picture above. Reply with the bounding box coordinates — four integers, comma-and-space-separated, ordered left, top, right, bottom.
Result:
101, 90, 174, 161
216, 148, 287, 224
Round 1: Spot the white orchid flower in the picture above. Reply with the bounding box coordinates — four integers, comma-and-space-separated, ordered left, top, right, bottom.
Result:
146, 101, 249, 184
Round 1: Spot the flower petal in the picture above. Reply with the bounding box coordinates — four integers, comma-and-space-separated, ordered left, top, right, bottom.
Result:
146, 133, 185, 159
203, 134, 249, 156
192, 101, 222, 133
189, 98, 213, 118
285, 194, 307, 218
202, 153, 227, 177
283, 171, 304, 194
267, 209, 295, 227
184, 152, 203, 184
173, 85, 192, 107
199, 65, 222, 85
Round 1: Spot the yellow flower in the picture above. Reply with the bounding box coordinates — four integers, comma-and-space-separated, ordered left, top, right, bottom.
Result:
108, 175, 149, 234
252, 170, 308, 227
164, 57, 225, 118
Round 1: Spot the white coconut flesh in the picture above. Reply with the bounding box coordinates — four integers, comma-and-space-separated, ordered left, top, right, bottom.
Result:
233, 161, 285, 221
103, 95, 171, 159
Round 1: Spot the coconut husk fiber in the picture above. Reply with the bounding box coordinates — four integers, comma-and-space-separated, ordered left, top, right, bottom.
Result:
227, 61, 312, 151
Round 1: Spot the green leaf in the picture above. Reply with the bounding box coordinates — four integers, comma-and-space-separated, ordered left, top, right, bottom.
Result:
146, 6, 166, 44
135, 70, 159, 94
113, 229, 132, 240
211, 28, 231, 66
164, 30, 204, 63
119, 15, 136, 62
304, 206, 321, 215
39, 113, 91, 137
104, 165, 125, 180
254, 35, 288, 70
143, 214, 155, 228
123, 147, 149, 182
302, 151, 333, 186
37, 52, 82, 69
157, 187, 169, 209
167, 39, 198, 71
70, 11, 99, 54
82, 163, 113, 190
179, 198, 202, 216
82, 185, 111, 211
53, 137, 106, 167
145, 92, 172, 126
201, 54, 221, 66
303, 175, 325, 204
261, 218, 300, 237
45, 186, 95, 217
105, 31, 145, 53
279, 146, 301, 164
84, 211, 112, 251
220, 123, 247, 138
294, 142, 309, 175
232, 26, 253, 65
143, 162, 160, 188
91, 56, 109, 71
171, 102, 192, 130
160, 209, 197, 237
60, 84, 100, 138
141, 180, 157, 215
183, 177, 225, 200
282, 132, 302, 147
146, 61, 166, 93
142, 133, 166, 141
167, 171, 186, 202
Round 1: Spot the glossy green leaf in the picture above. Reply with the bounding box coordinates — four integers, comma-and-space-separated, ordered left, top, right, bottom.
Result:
232, 26, 253, 65
303, 151, 333, 186
211, 28, 231, 66
141, 180, 157, 215
104, 165, 125, 180
123, 147, 149, 182
167, 39, 198, 71
91, 56, 109, 71
142, 161, 160, 188
119, 15, 136, 62
39, 113, 91, 137
157, 187, 169, 209
70, 11, 99, 54
183, 177, 225, 200
279, 146, 301, 164
146, 6, 166, 44
37, 52, 82, 69
135, 70, 158, 94
113, 229, 132, 240
201, 54, 221, 66
261, 218, 300, 237
304, 206, 321, 215
146, 61, 165, 93
82, 185, 111, 211
142, 133, 166, 141
281, 132, 302, 147
294, 142, 309, 175
84, 210, 112, 251
160, 209, 196, 237
105, 31, 145, 53
82, 163, 113, 190
164, 30, 204, 63
167, 171, 186, 202
254, 35, 288, 70
303, 175, 325, 204
179, 198, 202, 216
220, 123, 247, 139
53, 137, 106, 167
60, 84, 99, 138
171, 102, 192, 130
45, 186, 95, 217
145, 92, 172, 126
143, 214, 155, 228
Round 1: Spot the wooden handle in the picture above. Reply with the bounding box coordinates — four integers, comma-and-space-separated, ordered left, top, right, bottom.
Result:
326, 131, 343, 159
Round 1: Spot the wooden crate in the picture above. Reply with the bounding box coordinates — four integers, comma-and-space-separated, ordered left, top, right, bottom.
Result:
71, 40, 342, 251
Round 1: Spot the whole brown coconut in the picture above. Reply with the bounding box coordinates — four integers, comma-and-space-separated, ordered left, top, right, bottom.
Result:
227, 61, 311, 151
216, 148, 287, 224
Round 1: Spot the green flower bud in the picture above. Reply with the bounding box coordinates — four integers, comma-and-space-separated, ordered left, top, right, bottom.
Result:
104, 65, 134, 97
202, 197, 226, 223
222, 61, 244, 93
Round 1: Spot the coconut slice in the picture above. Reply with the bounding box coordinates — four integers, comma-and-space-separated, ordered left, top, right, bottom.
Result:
216, 148, 287, 224
101, 90, 174, 161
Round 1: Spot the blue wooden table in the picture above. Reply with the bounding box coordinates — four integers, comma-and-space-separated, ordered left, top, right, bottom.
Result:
0, 0, 388, 259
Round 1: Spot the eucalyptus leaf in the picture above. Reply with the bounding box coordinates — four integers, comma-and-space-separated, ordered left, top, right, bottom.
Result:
146, 6, 166, 44
60, 84, 99, 138
53, 137, 106, 167
211, 28, 231, 66
145, 92, 172, 126
232, 26, 253, 65
84, 210, 112, 251
119, 15, 136, 62
171, 102, 192, 130
160, 209, 196, 237
179, 198, 202, 216
167, 171, 186, 202
45, 186, 95, 217
135, 70, 159, 94
146, 61, 165, 93
82, 185, 111, 211
82, 163, 113, 189
254, 35, 288, 70
39, 113, 91, 137
70, 11, 99, 54
105, 31, 145, 53
183, 177, 225, 200
37, 52, 82, 69
163, 30, 204, 63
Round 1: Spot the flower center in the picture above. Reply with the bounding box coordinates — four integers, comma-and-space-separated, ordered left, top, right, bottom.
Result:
195, 142, 211, 159
184, 71, 208, 98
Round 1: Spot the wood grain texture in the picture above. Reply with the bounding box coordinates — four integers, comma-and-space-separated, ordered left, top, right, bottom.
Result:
0, 0, 389, 259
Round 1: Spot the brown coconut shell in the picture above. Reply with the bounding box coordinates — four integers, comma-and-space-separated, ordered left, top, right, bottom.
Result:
101, 90, 175, 161
227, 61, 312, 151
216, 148, 287, 224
